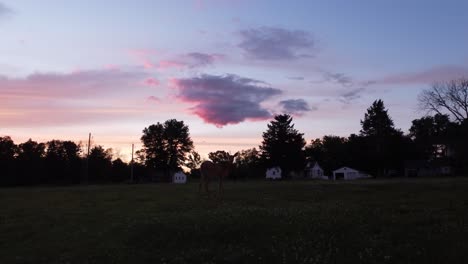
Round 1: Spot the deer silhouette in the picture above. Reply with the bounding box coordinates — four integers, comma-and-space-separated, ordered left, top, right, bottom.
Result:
199, 152, 237, 196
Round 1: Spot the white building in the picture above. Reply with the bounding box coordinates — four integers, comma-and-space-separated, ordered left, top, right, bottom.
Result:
266, 167, 282, 180
173, 171, 187, 184
306, 162, 327, 179
332, 167, 370, 180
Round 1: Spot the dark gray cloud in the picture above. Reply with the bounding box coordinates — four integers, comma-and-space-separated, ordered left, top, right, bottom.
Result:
0, 2, 12, 17
287, 76, 305, 81
173, 74, 282, 126
339, 88, 366, 104
319, 71, 375, 104
279, 99, 313, 115
238, 27, 315, 60
184, 52, 224, 68
324, 72, 353, 87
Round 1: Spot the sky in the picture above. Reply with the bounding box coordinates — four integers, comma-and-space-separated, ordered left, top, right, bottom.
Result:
1, 0, 468, 161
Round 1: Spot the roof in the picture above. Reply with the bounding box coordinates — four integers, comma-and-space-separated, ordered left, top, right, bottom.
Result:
306, 162, 323, 170
333, 166, 359, 173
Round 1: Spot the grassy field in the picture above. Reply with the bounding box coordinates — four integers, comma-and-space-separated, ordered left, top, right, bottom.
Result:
1, 178, 468, 264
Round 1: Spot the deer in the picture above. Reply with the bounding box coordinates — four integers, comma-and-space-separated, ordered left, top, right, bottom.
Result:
199, 152, 238, 196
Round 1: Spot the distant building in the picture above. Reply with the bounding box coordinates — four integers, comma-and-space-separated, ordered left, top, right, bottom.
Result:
305, 162, 327, 179
404, 160, 452, 177
332, 167, 371, 180
173, 171, 187, 184
266, 167, 282, 180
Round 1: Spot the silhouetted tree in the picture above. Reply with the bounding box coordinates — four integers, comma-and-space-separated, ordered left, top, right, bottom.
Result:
418, 78, 468, 123
0, 136, 17, 160
305, 135, 348, 175
111, 158, 130, 182
164, 119, 194, 170
409, 114, 453, 159
208, 150, 231, 164
0, 136, 17, 186
233, 148, 263, 179
134, 149, 146, 165
141, 119, 194, 181
141, 123, 166, 170
45, 140, 82, 184
185, 151, 202, 179
360, 100, 403, 176
16, 139, 46, 185
88, 145, 113, 182
360, 99, 399, 138
260, 114, 306, 176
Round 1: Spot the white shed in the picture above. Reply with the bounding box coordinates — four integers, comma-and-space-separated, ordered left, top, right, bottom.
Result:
266, 167, 282, 180
173, 171, 187, 184
306, 162, 327, 179
332, 167, 370, 180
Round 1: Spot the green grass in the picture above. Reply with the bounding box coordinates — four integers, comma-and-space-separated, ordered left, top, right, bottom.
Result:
1, 178, 468, 264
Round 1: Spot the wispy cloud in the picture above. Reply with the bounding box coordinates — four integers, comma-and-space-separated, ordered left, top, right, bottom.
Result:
159, 52, 224, 70
0, 69, 153, 126
143, 77, 160, 87
338, 88, 366, 104
279, 99, 313, 115
0, 69, 147, 99
146, 96, 161, 103
318, 70, 376, 104
184, 52, 224, 67
324, 72, 353, 87
287, 76, 305, 81
377, 65, 468, 85
0, 2, 12, 18
130, 49, 224, 70
238, 27, 315, 60
172, 74, 281, 127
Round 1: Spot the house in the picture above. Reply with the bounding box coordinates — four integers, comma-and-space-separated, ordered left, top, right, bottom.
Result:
332, 167, 370, 180
305, 162, 327, 179
173, 171, 187, 184
404, 160, 452, 177
266, 167, 282, 180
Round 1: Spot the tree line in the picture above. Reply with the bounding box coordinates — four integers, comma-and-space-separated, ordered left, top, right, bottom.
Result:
1, 78, 467, 186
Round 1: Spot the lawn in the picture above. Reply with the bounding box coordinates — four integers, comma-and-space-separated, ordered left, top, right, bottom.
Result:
1, 178, 467, 264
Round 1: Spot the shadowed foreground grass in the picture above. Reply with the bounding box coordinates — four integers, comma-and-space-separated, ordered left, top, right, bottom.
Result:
1, 178, 467, 263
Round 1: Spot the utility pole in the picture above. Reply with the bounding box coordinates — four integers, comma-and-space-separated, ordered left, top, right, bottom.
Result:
130, 143, 134, 183
85, 133, 91, 184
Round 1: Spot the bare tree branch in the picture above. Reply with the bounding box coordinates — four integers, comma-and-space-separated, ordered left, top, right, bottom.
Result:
418, 78, 468, 123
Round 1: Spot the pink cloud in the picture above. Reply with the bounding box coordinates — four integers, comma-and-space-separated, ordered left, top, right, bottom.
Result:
104, 64, 120, 71
157, 52, 225, 70
0, 69, 147, 99
172, 74, 281, 127
0, 69, 156, 126
158, 60, 185, 70
146, 96, 161, 103
129, 49, 158, 69
143, 77, 160, 87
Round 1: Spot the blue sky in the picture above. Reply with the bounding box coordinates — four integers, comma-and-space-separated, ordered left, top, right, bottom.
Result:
1, 0, 468, 160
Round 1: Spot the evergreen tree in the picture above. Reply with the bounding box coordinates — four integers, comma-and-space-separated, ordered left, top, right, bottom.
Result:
360, 99, 399, 137
260, 114, 306, 176
360, 100, 403, 177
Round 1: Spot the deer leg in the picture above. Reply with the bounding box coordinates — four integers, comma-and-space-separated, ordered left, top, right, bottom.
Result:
204, 176, 209, 193
219, 175, 223, 197
199, 173, 203, 193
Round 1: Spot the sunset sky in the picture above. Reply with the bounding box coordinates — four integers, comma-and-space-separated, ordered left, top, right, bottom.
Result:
1, 0, 468, 160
